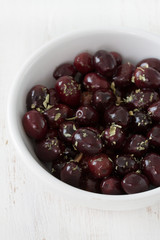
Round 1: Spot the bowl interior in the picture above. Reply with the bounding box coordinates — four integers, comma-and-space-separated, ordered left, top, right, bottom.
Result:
8, 29, 160, 210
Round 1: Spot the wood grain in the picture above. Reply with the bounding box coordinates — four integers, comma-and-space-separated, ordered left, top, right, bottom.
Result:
1, 0, 160, 239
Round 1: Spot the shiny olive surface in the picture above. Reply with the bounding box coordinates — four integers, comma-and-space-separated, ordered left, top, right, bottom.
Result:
115, 155, 139, 176
113, 62, 135, 88
22, 110, 47, 140
142, 153, 160, 186
74, 52, 94, 74
104, 105, 130, 128
121, 172, 149, 194
88, 153, 113, 179
93, 50, 117, 77
101, 177, 124, 195
83, 73, 110, 92
55, 76, 81, 107
44, 104, 73, 129
134, 67, 160, 89
60, 162, 82, 188
136, 58, 160, 72
72, 128, 103, 155
53, 63, 77, 79
26, 85, 49, 111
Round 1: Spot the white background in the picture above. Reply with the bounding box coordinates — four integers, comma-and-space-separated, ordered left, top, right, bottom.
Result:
2, 0, 160, 239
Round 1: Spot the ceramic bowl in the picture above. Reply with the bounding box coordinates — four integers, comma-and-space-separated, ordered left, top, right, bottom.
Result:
7, 27, 160, 210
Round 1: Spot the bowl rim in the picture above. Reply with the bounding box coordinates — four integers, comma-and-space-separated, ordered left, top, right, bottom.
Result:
7, 27, 160, 208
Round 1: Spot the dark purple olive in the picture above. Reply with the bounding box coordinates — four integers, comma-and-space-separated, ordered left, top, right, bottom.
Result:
55, 76, 81, 107
59, 121, 78, 143
131, 110, 152, 132
83, 73, 110, 92
121, 172, 149, 194
124, 89, 159, 110
88, 153, 113, 178
22, 110, 47, 140
103, 124, 125, 149
44, 104, 73, 129
26, 85, 49, 111
101, 177, 124, 195
104, 105, 130, 128
53, 63, 77, 79
110, 52, 122, 66
72, 128, 103, 155
34, 137, 64, 162
113, 62, 135, 88
80, 91, 93, 106
93, 50, 117, 77
93, 89, 115, 111
142, 153, 160, 186
148, 125, 160, 147
76, 106, 99, 126
124, 134, 148, 157
134, 67, 160, 89
136, 58, 160, 72
148, 100, 160, 121
60, 162, 82, 187
74, 52, 94, 74
115, 155, 139, 176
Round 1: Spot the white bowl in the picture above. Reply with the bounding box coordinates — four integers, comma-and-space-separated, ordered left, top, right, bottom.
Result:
7, 27, 160, 211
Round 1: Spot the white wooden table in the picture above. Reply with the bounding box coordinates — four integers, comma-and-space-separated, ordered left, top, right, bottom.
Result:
2, 0, 160, 239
